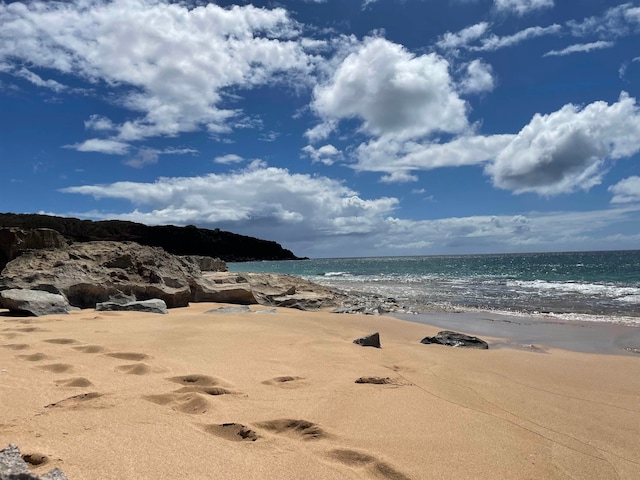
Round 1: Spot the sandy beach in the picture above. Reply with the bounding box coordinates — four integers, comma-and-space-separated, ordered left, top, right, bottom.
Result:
1, 304, 639, 479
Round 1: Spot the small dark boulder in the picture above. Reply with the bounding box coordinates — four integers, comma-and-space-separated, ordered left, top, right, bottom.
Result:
420, 330, 489, 349
353, 332, 381, 348
95, 298, 168, 314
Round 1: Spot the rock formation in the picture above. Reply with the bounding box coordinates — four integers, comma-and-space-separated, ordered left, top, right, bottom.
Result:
0, 241, 340, 315
420, 331, 489, 349
0, 227, 67, 271
0, 213, 301, 263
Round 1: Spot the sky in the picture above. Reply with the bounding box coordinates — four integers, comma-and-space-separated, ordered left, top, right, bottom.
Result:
1, 0, 640, 258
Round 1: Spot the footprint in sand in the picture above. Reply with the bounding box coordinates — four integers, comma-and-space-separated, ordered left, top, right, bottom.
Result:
55, 377, 94, 388
261, 376, 307, 389
202, 423, 260, 442
327, 449, 411, 480
43, 338, 79, 345
105, 352, 150, 361
38, 363, 74, 374
2, 343, 30, 350
144, 392, 211, 414
44, 392, 104, 410
73, 345, 106, 354
116, 363, 154, 376
167, 374, 231, 388
255, 419, 327, 441
15, 327, 49, 333
16, 352, 50, 362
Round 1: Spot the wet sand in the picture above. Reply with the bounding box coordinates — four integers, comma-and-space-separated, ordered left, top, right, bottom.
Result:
396, 311, 640, 354
1, 304, 639, 479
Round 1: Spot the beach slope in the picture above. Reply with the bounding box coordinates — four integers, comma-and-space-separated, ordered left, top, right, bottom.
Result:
1, 304, 639, 479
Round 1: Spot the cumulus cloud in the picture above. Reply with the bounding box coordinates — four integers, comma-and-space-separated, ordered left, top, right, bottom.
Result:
609, 176, 640, 204
124, 147, 197, 168
301, 144, 343, 165
494, 0, 554, 16
458, 59, 495, 94
486, 93, 640, 195
544, 41, 614, 57
0, 0, 313, 146
309, 37, 468, 141
60, 165, 399, 244
15, 67, 66, 92
353, 134, 514, 179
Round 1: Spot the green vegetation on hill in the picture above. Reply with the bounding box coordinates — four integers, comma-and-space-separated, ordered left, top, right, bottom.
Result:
0, 213, 301, 262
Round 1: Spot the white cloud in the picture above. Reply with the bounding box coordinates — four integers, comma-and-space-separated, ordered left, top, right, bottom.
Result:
66, 138, 130, 155
15, 67, 66, 92
494, 0, 554, 16
60, 165, 399, 243
309, 37, 468, 141
0, 0, 314, 144
353, 134, 514, 178
436, 22, 490, 51
124, 147, 198, 168
544, 41, 614, 57
569, 3, 640, 38
609, 176, 640, 204
472, 24, 562, 51
84, 115, 116, 132
486, 93, 640, 195
458, 59, 495, 94
214, 154, 245, 164
301, 144, 343, 165
58, 164, 640, 256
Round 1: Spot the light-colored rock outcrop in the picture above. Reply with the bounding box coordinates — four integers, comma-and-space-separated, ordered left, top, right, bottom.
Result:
0, 289, 73, 316
0, 242, 341, 314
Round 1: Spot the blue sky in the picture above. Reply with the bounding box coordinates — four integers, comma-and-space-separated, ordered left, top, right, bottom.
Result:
1, 0, 640, 258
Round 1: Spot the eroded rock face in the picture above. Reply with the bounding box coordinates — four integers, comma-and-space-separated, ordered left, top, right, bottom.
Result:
0, 241, 196, 308
0, 242, 340, 312
0, 228, 67, 271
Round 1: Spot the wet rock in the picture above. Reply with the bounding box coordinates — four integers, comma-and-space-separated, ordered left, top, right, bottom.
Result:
420, 330, 489, 349
353, 332, 381, 348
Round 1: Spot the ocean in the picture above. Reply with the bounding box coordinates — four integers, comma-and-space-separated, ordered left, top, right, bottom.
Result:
229, 250, 640, 326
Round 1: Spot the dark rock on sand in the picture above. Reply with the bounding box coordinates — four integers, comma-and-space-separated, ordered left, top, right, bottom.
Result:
420, 330, 489, 349
0, 444, 69, 480
353, 332, 381, 348
0, 289, 73, 316
95, 298, 168, 314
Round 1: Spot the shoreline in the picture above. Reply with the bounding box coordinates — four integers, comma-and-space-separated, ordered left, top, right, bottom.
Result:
394, 310, 640, 356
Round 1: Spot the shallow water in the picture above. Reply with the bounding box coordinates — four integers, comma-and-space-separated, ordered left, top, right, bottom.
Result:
230, 250, 640, 325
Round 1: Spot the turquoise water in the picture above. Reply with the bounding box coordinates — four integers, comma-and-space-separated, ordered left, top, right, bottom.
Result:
229, 251, 640, 321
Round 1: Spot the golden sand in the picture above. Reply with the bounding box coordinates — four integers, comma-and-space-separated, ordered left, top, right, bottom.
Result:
1, 304, 639, 479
